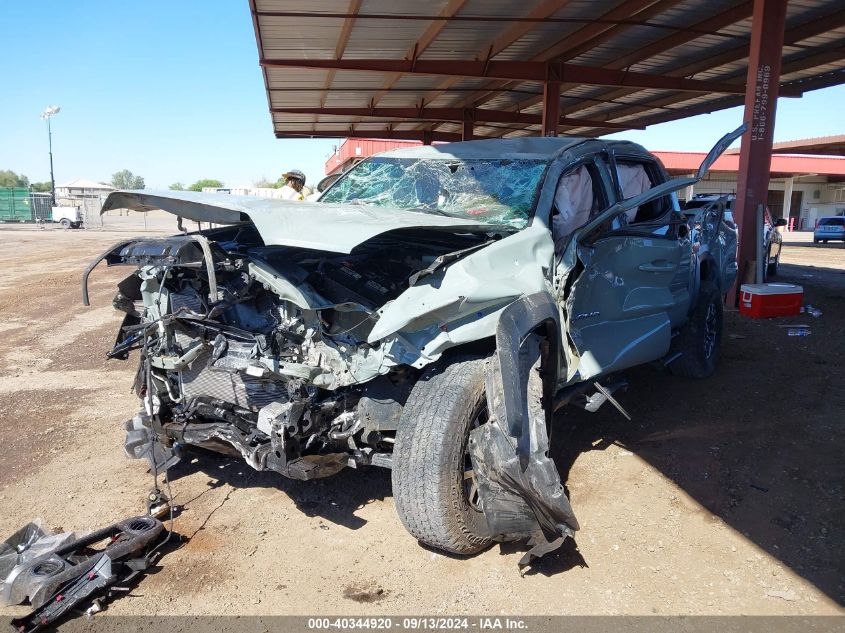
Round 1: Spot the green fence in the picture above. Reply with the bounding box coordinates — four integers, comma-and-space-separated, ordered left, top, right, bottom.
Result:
0, 187, 32, 221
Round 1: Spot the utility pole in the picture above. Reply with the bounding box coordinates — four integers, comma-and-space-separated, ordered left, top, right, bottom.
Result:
41, 106, 61, 206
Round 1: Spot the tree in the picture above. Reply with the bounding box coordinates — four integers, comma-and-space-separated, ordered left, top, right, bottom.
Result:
0, 170, 29, 188
111, 169, 145, 190
169, 182, 185, 190
254, 177, 281, 189
30, 182, 52, 193
188, 179, 224, 191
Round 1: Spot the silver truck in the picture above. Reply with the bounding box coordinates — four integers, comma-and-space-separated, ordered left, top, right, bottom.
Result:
83, 127, 742, 564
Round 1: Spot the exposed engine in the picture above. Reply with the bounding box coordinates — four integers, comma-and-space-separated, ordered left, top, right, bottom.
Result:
100, 226, 486, 480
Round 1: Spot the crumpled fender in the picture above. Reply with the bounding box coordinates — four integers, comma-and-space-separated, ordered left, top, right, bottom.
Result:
468, 291, 579, 568
368, 225, 555, 344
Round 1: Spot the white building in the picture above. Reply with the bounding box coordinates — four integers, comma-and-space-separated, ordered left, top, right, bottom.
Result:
55, 179, 116, 209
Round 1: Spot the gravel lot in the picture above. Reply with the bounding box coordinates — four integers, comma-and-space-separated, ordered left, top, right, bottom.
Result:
0, 223, 842, 617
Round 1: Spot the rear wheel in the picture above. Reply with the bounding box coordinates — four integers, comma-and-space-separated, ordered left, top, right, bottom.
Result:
669, 281, 722, 379
392, 356, 492, 555
60, 218, 71, 229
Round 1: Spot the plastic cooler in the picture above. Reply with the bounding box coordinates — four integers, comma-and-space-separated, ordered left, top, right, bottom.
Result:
739, 283, 803, 318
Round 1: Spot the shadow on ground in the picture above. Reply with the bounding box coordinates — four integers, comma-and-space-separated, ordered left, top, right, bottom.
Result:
548, 266, 844, 605
168, 448, 391, 531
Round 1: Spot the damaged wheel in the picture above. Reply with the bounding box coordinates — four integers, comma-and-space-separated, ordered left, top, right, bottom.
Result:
669, 281, 722, 379
392, 355, 493, 555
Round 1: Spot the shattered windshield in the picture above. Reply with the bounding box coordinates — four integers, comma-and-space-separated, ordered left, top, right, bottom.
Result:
320, 157, 548, 229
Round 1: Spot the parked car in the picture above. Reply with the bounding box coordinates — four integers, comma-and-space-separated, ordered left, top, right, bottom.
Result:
83, 126, 743, 563
813, 216, 845, 243
683, 194, 786, 277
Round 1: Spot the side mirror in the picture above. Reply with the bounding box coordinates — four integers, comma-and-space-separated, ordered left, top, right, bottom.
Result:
774, 218, 788, 227
317, 174, 341, 193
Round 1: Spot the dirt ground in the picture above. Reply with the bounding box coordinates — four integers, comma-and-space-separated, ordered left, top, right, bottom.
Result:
0, 223, 842, 617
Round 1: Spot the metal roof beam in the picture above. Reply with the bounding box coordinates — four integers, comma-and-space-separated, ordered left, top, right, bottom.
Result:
531, 0, 677, 63
274, 130, 470, 142
260, 58, 747, 93
575, 67, 845, 134
439, 0, 674, 115
607, 1, 754, 70
566, 37, 845, 129
406, 0, 578, 124
320, 0, 363, 108
562, 6, 845, 119
465, 1, 755, 125
269, 106, 641, 129
254, 9, 739, 31
368, 0, 470, 109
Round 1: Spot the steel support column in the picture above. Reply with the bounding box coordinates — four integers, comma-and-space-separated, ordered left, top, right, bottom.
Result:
731, 0, 787, 302
462, 111, 474, 140
542, 82, 561, 137
782, 176, 794, 222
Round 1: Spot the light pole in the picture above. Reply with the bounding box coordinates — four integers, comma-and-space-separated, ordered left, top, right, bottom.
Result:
41, 105, 61, 206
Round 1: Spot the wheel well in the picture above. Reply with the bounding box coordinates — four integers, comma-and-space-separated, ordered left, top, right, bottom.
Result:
438, 336, 496, 361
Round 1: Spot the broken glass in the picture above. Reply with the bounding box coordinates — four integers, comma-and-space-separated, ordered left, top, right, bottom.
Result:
321, 157, 548, 229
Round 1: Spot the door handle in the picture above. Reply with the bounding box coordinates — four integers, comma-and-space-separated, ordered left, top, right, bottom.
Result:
638, 260, 677, 273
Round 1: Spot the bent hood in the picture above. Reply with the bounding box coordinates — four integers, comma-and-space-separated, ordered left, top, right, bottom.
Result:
101, 190, 496, 254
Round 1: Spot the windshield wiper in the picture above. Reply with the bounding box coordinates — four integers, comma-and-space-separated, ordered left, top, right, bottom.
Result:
410, 207, 451, 217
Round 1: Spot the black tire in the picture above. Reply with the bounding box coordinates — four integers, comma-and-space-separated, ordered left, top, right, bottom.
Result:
669, 281, 723, 379
392, 355, 492, 555
60, 218, 71, 229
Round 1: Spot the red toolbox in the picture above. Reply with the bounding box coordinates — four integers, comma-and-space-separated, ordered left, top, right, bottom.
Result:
739, 283, 803, 318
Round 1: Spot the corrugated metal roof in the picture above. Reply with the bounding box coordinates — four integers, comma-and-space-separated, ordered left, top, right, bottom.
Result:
250, 0, 845, 140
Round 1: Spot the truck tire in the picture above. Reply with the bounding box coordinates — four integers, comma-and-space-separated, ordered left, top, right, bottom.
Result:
669, 281, 722, 379
60, 218, 71, 229
392, 355, 492, 555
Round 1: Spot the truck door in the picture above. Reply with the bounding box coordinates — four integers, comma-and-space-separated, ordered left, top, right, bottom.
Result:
563, 157, 693, 380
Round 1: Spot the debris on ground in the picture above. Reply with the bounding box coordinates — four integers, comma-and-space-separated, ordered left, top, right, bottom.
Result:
765, 589, 798, 601
0, 521, 77, 606
787, 328, 811, 337
800, 304, 823, 318
4, 515, 166, 633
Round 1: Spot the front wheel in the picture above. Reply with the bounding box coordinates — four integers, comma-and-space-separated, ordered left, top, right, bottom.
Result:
60, 218, 71, 229
392, 356, 492, 555
669, 281, 723, 379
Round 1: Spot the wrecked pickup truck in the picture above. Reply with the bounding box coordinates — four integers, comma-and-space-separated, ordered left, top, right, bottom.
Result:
83, 127, 742, 563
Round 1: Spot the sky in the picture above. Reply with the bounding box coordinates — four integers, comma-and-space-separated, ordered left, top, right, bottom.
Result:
2, 1, 843, 190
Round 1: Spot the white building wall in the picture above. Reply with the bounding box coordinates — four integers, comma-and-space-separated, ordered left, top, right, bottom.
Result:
688, 175, 845, 229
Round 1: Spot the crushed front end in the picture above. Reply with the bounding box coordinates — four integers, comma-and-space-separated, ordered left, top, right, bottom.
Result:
83, 224, 490, 480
